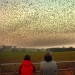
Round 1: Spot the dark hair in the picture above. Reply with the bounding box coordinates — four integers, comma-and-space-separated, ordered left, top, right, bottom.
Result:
24, 55, 31, 60
44, 52, 52, 62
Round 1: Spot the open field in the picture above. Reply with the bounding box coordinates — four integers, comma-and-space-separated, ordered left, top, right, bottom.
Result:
0, 51, 75, 75
0, 51, 75, 63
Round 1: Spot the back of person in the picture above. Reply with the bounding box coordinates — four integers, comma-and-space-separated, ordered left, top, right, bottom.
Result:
19, 55, 36, 75
40, 60, 57, 75
21, 60, 34, 75
40, 51, 57, 75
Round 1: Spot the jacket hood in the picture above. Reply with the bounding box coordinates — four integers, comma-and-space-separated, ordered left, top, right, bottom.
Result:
22, 60, 32, 66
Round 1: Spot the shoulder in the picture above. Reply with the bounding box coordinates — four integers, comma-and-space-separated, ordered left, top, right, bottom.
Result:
52, 60, 56, 63
51, 60, 57, 67
40, 61, 46, 65
50, 60, 57, 64
40, 61, 45, 63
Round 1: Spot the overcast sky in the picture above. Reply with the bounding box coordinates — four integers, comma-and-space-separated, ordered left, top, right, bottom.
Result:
0, 0, 75, 48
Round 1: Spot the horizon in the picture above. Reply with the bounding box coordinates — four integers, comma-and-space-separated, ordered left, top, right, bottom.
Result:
0, 44, 75, 49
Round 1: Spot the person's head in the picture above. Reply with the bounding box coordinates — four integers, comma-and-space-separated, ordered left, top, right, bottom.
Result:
24, 55, 31, 61
44, 51, 52, 62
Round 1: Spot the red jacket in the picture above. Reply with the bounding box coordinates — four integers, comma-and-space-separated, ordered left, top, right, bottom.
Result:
19, 60, 36, 75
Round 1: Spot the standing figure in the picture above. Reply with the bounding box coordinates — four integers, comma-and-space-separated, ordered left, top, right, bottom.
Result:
40, 51, 57, 75
19, 55, 36, 75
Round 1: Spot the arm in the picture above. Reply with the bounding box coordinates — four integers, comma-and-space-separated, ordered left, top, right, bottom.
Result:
32, 64, 36, 73
18, 65, 22, 74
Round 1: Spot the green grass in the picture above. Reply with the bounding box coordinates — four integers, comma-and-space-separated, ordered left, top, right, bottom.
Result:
53, 51, 75, 61
0, 51, 75, 64
0, 52, 45, 63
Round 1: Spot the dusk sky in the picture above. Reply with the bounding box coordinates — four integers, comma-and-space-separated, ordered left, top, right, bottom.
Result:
0, 0, 75, 48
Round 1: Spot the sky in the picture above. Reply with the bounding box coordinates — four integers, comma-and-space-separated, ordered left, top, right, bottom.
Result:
0, 0, 75, 48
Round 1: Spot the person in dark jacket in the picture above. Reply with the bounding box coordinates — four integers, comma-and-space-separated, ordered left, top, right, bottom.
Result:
19, 55, 36, 75
40, 51, 57, 75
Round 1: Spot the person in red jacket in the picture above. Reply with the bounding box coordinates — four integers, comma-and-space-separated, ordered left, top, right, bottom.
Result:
19, 55, 36, 75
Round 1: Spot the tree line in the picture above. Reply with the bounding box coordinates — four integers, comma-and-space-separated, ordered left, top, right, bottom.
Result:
46, 47, 75, 52
0, 45, 75, 52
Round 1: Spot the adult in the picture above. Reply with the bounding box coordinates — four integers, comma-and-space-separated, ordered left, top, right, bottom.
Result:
40, 51, 57, 75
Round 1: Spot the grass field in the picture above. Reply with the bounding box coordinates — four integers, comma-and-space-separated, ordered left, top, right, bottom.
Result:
0, 51, 75, 63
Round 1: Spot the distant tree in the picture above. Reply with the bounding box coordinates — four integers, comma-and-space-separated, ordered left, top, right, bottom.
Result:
37, 49, 41, 52
22, 48, 26, 52
12, 46, 17, 52
68, 47, 74, 51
